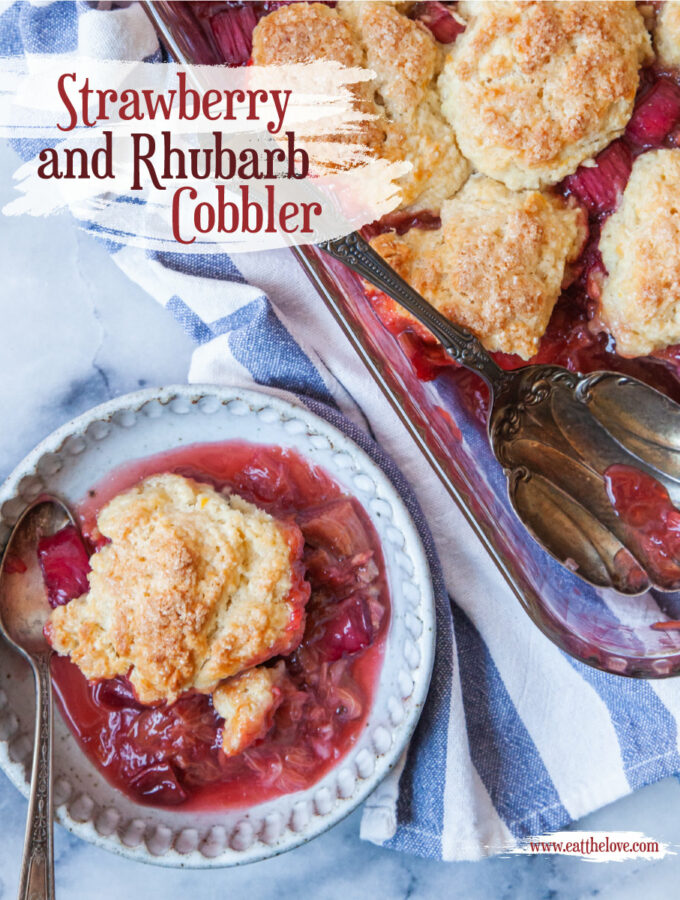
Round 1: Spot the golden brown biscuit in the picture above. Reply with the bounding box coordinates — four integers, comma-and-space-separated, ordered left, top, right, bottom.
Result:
255, 1, 468, 209
655, 1, 680, 67
339, 0, 470, 208
213, 662, 287, 757
440, 1, 652, 190
370, 175, 586, 359
251, 2, 383, 152
47, 474, 308, 704
341, 1, 438, 118
252, 1, 362, 67
599, 149, 680, 357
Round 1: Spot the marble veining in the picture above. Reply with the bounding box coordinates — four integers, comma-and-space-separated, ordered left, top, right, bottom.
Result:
2, 139, 680, 897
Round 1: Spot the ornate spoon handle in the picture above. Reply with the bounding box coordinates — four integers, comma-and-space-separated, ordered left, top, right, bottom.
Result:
318, 231, 506, 391
19, 653, 54, 900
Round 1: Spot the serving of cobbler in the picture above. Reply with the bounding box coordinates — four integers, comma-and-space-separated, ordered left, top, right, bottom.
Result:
38, 442, 390, 808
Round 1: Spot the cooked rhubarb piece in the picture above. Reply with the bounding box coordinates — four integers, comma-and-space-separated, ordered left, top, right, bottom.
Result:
626, 78, 680, 148
37, 525, 90, 609
412, 1, 465, 44
209, 5, 258, 65
563, 141, 632, 218
298, 498, 371, 557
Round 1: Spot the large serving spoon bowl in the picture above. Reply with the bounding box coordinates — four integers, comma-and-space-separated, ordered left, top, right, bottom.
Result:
0, 497, 75, 900
321, 232, 680, 596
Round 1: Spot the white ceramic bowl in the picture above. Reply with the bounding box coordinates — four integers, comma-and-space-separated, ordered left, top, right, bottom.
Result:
0, 385, 435, 867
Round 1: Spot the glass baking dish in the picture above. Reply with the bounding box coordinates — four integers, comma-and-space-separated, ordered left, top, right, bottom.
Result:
142, 0, 680, 677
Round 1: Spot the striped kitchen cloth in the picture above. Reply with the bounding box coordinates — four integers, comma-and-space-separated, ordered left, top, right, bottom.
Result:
4, 0, 680, 862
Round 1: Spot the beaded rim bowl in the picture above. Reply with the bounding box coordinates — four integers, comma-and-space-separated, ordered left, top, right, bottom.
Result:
0, 385, 435, 867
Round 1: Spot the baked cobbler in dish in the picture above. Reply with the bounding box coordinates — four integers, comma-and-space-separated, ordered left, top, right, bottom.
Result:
39, 442, 390, 808
244, 1, 680, 369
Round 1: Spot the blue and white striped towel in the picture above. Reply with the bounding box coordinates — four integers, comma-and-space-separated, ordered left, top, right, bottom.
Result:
5, 0, 680, 863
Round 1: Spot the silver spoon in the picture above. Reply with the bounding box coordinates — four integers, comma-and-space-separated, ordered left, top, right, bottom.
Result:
320, 231, 680, 596
0, 497, 76, 900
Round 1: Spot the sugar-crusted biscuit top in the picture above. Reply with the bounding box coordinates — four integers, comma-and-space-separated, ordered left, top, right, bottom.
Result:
47, 474, 308, 704
255, 1, 469, 210
213, 662, 287, 757
654, 1, 680, 67
599, 149, 680, 358
439, 1, 652, 190
340, 1, 438, 118
252, 1, 385, 155
370, 175, 586, 359
251, 1, 362, 67
340, 0, 470, 210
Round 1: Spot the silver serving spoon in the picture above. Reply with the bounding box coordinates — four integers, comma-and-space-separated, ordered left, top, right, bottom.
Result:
0, 497, 76, 900
320, 231, 680, 595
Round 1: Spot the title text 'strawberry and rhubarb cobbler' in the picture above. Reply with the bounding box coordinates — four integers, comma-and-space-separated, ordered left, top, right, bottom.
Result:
38, 443, 390, 808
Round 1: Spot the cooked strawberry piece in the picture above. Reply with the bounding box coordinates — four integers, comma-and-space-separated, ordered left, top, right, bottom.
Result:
626, 78, 680, 148
130, 696, 218, 755
605, 464, 671, 530
92, 677, 144, 712
605, 464, 680, 585
318, 594, 375, 661
128, 763, 188, 805
563, 141, 632, 217
413, 1, 465, 43
210, 5, 258, 66
37, 525, 91, 608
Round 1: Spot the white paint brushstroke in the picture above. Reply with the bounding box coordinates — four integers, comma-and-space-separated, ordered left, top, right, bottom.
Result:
509, 830, 674, 861
0, 56, 409, 252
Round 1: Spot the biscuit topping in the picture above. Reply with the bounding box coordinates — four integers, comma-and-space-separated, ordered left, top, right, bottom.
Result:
370, 175, 586, 359
440, 1, 652, 189
213, 662, 288, 757
599, 149, 680, 358
47, 474, 309, 704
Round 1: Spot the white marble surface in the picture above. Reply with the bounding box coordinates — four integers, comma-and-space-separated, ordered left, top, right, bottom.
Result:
2, 137, 680, 897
